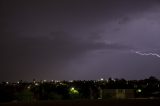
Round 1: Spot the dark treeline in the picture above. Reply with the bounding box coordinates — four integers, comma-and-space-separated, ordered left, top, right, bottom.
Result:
0, 76, 160, 102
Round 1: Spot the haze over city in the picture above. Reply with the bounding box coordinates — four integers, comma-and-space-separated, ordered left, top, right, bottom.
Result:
1, 0, 160, 81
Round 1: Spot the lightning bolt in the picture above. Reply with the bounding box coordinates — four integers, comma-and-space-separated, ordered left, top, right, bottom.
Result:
131, 50, 160, 58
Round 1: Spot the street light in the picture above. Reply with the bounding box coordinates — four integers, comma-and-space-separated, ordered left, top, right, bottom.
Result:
100, 78, 104, 81
70, 87, 79, 94
137, 89, 142, 93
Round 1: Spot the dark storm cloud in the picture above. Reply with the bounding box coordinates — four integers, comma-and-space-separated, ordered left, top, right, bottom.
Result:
1, 0, 160, 81
0, 30, 131, 81
118, 17, 131, 25
1, 31, 131, 62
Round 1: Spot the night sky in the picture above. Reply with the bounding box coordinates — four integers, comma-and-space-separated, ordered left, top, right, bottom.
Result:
1, 0, 160, 81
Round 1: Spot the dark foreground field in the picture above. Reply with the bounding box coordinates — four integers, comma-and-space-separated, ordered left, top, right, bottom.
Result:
1, 99, 160, 106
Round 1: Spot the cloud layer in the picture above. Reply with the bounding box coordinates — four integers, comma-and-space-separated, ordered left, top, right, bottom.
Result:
1, 0, 160, 81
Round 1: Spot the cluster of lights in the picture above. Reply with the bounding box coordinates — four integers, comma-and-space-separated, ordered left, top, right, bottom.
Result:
94, 80, 97, 83
70, 87, 79, 94
59, 82, 65, 85
108, 78, 115, 82
98, 78, 116, 82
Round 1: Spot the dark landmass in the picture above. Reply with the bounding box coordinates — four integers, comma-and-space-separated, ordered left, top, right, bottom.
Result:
1, 99, 160, 106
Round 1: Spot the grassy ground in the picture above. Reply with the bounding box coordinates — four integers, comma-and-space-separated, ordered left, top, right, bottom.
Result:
1, 99, 160, 106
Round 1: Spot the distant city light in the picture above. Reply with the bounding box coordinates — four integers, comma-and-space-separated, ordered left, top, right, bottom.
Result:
112, 79, 115, 82
6, 82, 9, 84
55, 80, 60, 83
137, 89, 142, 93
17, 81, 19, 84
43, 80, 47, 82
71, 87, 75, 90
27, 86, 31, 89
100, 78, 104, 81
35, 83, 39, 86
69, 80, 73, 82
106, 80, 108, 82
